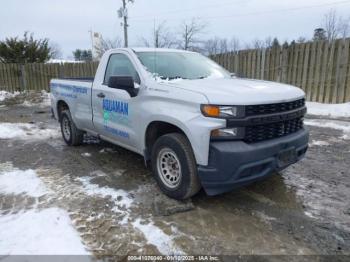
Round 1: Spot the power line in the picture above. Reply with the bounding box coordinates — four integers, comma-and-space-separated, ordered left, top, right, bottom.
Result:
129, 0, 247, 20
129, 0, 350, 23
204, 0, 350, 20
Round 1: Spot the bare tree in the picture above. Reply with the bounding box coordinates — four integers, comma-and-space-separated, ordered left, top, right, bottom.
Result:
218, 38, 229, 53
229, 37, 240, 52
203, 38, 217, 55
203, 37, 221, 55
94, 36, 122, 58
246, 36, 275, 50
322, 9, 350, 41
251, 38, 265, 49
203, 37, 238, 55
178, 18, 207, 51
296, 36, 307, 43
323, 9, 339, 41
338, 16, 350, 39
49, 42, 63, 59
141, 22, 177, 48
264, 36, 273, 48
139, 37, 151, 47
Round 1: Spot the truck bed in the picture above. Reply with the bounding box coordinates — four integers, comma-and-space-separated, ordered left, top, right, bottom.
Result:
50, 77, 94, 131
58, 77, 94, 82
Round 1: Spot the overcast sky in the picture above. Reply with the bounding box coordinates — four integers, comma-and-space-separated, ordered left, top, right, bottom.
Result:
2, 0, 350, 58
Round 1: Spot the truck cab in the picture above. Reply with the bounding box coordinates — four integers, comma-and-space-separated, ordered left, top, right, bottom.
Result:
51, 48, 309, 200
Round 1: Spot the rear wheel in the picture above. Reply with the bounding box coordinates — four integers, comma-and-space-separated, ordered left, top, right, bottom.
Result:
60, 110, 84, 146
151, 133, 201, 200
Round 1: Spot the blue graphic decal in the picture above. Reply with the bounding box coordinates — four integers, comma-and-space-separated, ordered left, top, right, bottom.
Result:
103, 125, 130, 139
50, 83, 88, 98
59, 93, 77, 99
102, 99, 128, 116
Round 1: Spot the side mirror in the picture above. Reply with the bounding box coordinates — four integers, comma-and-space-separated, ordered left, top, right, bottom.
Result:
108, 76, 138, 97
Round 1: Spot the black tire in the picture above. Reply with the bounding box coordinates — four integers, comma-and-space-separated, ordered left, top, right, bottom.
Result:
151, 133, 201, 200
60, 110, 84, 146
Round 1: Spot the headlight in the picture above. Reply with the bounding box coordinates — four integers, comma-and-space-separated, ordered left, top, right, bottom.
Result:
201, 105, 244, 118
211, 127, 244, 140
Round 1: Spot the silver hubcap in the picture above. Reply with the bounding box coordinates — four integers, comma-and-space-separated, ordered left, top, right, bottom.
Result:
62, 117, 71, 141
157, 148, 182, 189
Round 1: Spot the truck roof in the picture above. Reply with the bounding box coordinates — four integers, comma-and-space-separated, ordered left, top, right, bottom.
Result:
110, 47, 196, 54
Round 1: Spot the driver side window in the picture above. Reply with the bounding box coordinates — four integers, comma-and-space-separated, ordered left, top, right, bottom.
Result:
104, 53, 140, 85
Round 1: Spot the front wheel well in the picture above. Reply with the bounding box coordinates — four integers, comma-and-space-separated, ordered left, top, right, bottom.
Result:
145, 121, 187, 161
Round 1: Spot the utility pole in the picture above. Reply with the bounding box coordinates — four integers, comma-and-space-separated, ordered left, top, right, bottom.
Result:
118, 0, 133, 47
122, 0, 128, 47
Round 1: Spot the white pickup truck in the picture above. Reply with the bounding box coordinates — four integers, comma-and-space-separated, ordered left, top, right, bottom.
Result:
50, 48, 309, 200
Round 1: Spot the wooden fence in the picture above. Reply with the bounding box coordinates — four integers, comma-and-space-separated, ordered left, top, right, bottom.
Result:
211, 38, 350, 103
0, 62, 99, 92
1, 39, 350, 103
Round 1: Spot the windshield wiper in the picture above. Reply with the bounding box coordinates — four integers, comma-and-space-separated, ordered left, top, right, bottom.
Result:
167, 76, 187, 80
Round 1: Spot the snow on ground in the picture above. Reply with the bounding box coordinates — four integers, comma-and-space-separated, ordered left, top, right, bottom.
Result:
341, 134, 350, 140
0, 122, 60, 140
254, 211, 277, 224
77, 176, 133, 209
0, 162, 88, 255
47, 59, 83, 64
0, 163, 49, 197
0, 91, 20, 102
306, 102, 350, 118
0, 208, 89, 255
284, 169, 350, 232
0, 90, 51, 107
22, 90, 51, 107
81, 152, 92, 157
309, 140, 330, 147
305, 119, 350, 135
77, 174, 184, 254
132, 218, 183, 255
304, 103, 350, 139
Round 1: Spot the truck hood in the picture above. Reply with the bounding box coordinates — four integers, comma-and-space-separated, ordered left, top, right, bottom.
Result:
166, 78, 305, 105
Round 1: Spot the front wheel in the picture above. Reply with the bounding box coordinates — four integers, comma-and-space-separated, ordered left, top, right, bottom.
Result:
60, 110, 84, 146
151, 133, 201, 200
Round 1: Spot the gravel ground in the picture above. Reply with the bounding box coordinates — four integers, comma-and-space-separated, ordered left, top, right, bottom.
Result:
0, 93, 349, 260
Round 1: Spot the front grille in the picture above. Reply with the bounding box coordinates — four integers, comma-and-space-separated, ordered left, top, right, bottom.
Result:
245, 99, 305, 116
244, 117, 304, 143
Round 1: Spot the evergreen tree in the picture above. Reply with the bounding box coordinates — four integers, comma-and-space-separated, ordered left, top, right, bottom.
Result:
272, 38, 280, 48
313, 28, 327, 41
0, 32, 51, 63
73, 49, 92, 62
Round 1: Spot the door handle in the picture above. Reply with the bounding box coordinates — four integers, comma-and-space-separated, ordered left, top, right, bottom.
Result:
97, 92, 105, 98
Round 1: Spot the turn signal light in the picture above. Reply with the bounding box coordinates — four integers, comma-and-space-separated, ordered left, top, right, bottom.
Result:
201, 105, 242, 118
201, 105, 220, 117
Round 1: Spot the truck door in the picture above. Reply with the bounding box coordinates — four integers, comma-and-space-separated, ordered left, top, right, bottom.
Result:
91, 52, 141, 151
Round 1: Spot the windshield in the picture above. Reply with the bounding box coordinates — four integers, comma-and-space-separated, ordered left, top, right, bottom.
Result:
136, 51, 231, 80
